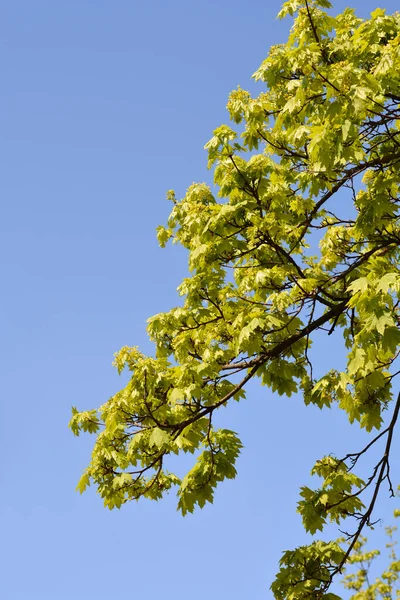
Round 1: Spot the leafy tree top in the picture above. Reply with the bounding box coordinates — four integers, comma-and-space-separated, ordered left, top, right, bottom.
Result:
71, 1, 400, 597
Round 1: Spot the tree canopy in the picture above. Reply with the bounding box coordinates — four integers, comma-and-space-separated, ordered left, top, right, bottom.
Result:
70, 0, 400, 597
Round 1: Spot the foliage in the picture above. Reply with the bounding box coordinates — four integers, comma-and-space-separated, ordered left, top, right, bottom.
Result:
71, 0, 400, 596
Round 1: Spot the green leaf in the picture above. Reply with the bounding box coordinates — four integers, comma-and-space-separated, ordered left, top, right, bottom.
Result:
76, 472, 90, 494
342, 120, 352, 142
376, 272, 399, 292
382, 326, 400, 354
347, 277, 369, 294
348, 348, 365, 375
149, 428, 171, 449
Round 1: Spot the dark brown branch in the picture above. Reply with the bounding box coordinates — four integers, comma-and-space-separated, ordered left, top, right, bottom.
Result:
304, 0, 331, 64
332, 391, 400, 579
291, 151, 400, 252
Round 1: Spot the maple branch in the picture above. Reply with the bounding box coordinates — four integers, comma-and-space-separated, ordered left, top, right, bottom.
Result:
222, 299, 348, 372
291, 151, 400, 252
328, 391, 400, 586
304, 0, 331, 65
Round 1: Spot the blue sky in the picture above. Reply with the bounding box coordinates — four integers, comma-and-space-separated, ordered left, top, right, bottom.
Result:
1, 1, 399, 598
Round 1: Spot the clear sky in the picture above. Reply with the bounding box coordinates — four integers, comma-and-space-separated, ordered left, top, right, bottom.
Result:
1, 1, 399, 599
